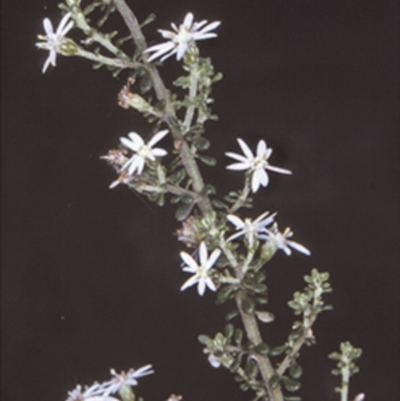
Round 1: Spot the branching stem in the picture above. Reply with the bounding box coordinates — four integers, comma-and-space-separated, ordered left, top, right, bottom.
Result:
112, 2, 284, 400
276, 312, 317, 376
218, 239, 284, 401
113, 0, 212, 215
76, 47, 140, 69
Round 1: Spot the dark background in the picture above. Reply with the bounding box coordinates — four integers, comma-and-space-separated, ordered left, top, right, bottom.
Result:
2, 0, 399, 400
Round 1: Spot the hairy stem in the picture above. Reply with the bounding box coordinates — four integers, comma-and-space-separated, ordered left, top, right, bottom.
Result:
130, 173, 203, 201
341, 365, 350, 401
219, 240, 284, 401
113, 0, 212, 215
229, 176, 251, 214
276, 313, 317, 376
183, 62, 199, 134
71, 7, 129, 58
113, 1, 282, 400
76, 47, 140, 69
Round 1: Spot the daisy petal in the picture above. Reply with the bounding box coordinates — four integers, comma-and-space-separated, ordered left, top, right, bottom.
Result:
180, 251, 198, 271
181, 275, 199, 292
205, 249, 221, 270
205, 276, 216, 292
197, 279, 206, 296
288, 241, 311, 256
227, 214, 245, 228
265, 164, 292, 175
199, 242, 208, 266
257, 140, 267, 156
148, 129, 169, 147
226, 162, 250, 171
237, 138, 254, 160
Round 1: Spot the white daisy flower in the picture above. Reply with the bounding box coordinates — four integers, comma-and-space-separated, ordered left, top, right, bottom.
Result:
265, 223, 311, 256
66, 384, 118, 401
226, 211, 276, 247
180, 242, 221, 296
101, 365, 154, 397
120, 130, 168, 175
226, 138, 292, 193
36, 13, 74, 73
144, 12, 220, 62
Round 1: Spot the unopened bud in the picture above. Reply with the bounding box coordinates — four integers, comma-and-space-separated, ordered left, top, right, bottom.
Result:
59, 39, 79, 56
118, 86, 158, 115
66, 0, 81, 6
260, 239, 277, 262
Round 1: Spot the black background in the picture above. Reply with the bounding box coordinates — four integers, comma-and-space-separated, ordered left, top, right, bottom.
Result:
2, 0, 399, 401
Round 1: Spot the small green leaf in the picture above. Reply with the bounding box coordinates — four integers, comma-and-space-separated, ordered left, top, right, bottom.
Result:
255, 311, 275, 323
255, 295, 268, 305
282, 376, 301, 392
269, 374, 281, 389
216, 284, 236, 304
192, 136, 211, 151
234, 328, 243, 345
229, 354, 242, 373
139, 75, 152, 94
140, 13, 156, 28
252, 283, 268, 294
254, 343, 270, 355
254, 271, 267, 283
245, 359, 259, 379
204, 184, 216, 195
242, 296, 255, 314
198, 155, 217, 166
170, 196, 180, 204
212, 72, 223, 82
211, 199, 228, 210
225, 310, 239, 321
234, 374, 244, 382
289, 362, 303, 379
189, 123, 205, 135
224, 323, 234, 339
198, 334, 210, 345
168, 169, 186, 185
175, 202, 194, 221
270, 346, 288, 356
242, 342, 255, 352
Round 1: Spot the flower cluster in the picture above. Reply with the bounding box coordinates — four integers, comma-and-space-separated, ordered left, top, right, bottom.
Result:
226, 138, 292, 193
144, 12, 220, 62
36, 13, 74, 73
227, 211, 310, 256
66, 365, 153, 401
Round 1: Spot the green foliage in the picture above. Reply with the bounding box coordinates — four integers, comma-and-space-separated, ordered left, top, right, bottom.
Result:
329, 341, 362, 377
329, 342, 362, 400
42, 3, 364, 401
288, 269, 332, 318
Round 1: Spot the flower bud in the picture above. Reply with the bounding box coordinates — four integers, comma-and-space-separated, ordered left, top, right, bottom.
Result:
66, 0, 81, 6
59, 39, 79, 56
260, 239, 278, 262
118, 88, 158, 116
